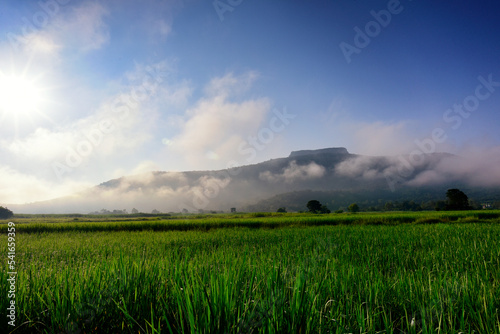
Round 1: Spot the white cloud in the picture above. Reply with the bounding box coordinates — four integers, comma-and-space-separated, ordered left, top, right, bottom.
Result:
6, 1, 109, 56
112, 160, 162, 179
346, 121, 417, 156
54, 172, 234, 213
23, 31, 62, 55
54, 2, 110, 52
0, 164, 91, 204
335, 145, 500, 188
316, 97, 425, 158
204, 71, 259, 98
259, 161, 326, 183
166, 81, 193, 105
172, 72, 271, 165
334, 156, 388, 180
407, 146, 500, 187
154, 19, 172, 38
3, 127, 73, 162
131, 160, 161, 174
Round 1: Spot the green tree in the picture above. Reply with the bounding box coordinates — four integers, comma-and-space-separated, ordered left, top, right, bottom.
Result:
277, 207, 287, 213
306, 200, 322, 213
445, 189, 470, 210
319, 205, 331, 214
348, 203, 359, 213
0, 206, 13, 219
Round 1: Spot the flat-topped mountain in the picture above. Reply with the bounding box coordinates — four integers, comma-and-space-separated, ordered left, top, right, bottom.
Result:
8, 147, 499, 213
289, 147, 349, 158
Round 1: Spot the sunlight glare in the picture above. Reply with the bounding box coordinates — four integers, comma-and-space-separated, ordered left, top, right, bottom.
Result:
0, 74, 43, 118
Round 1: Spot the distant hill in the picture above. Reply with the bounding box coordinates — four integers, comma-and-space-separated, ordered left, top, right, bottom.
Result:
9, 147, 500, 213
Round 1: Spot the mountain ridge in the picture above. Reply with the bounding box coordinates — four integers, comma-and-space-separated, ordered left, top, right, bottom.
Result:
289, 147, 350, 158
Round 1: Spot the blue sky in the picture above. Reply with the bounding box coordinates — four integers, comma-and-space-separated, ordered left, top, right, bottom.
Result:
0, 0, 499, 204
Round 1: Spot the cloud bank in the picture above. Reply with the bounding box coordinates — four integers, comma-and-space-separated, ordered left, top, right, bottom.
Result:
335, 147, 500, 188
259, 161, 326, 183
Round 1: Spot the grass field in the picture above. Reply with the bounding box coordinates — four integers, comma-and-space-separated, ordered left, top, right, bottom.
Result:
1, 211, 500, 333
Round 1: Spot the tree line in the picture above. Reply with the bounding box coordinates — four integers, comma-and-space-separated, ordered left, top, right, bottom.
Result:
301, 189, 481, 214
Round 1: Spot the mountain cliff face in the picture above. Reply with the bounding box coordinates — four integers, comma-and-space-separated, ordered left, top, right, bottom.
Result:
10, 147, 500, 213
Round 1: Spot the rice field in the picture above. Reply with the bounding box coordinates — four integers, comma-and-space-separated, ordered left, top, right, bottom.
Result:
1, 211, 500, 333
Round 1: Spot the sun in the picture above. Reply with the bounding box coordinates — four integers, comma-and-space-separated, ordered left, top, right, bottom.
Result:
0, 73, 44, 119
